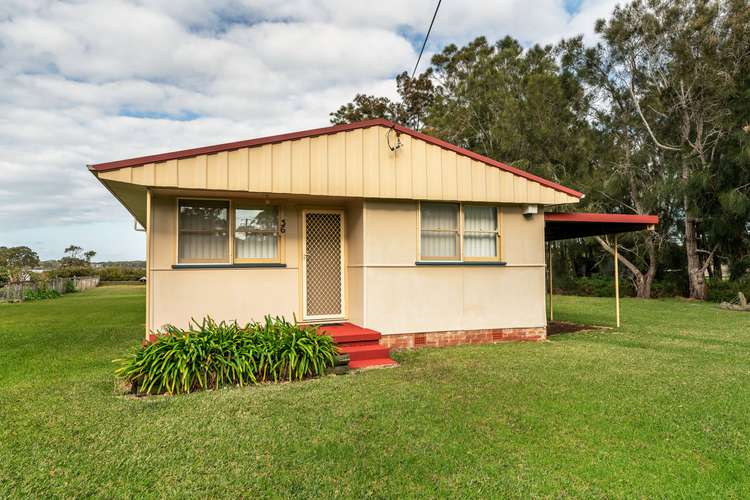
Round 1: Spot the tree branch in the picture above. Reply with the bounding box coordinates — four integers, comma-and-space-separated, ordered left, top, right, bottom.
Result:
699, 243, 720, 274
594, 236, 645, 280
627, 59, 681, 152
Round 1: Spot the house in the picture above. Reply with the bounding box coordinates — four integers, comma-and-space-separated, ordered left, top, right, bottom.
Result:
89, 118, 654, 367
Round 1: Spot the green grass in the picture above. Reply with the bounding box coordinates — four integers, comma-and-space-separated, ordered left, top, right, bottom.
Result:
2, 287, 750, 497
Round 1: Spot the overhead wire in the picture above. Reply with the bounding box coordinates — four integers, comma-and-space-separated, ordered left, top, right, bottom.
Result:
411, 0, 443, 79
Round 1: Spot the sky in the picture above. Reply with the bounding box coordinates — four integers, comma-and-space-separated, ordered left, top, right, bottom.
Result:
0, 0, 621, 261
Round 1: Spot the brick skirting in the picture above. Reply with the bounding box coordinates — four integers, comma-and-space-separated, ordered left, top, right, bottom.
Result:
379, 326, 547, 349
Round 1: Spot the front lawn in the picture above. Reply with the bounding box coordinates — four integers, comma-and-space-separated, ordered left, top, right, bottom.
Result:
1, 287, 749, 497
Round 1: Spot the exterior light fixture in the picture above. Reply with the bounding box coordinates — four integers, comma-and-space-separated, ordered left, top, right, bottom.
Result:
522, 204, 538, 218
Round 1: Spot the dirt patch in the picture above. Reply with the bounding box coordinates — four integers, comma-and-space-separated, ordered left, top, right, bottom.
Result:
547, 321, 603, 336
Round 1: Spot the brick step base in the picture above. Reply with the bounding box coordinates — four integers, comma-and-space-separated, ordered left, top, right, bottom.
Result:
379, 327, 547, 349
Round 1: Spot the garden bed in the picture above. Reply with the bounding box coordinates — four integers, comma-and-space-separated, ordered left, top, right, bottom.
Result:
115, 316, 339, 395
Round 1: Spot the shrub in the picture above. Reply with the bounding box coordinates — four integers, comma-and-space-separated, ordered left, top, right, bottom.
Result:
554, 275, 636, 297
98, 266, 146, 281
47, 267, 95, 279
64, 279, 77, 294
52, 265, 146, 282
23, 287, 61, 301
554, 274, 688, 298
649, 273, 688, 298
115, 316, 338, 395
706, 276, 750, 303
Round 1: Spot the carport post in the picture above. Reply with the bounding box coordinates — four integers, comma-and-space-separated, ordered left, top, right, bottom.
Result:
614, 234, 620, 328
548, 243, 554, 321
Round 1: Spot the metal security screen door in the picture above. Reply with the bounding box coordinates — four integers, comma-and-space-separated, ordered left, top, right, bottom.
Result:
302, 210, 345, 321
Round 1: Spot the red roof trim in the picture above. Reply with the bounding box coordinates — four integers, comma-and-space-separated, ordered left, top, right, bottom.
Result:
90, 117, 583, 199
544, 213, 658, 224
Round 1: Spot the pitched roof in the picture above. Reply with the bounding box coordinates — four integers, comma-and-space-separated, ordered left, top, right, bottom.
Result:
89, 118, 584, 199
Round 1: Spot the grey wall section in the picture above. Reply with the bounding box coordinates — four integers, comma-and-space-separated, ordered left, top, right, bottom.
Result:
359, 201, 547, 334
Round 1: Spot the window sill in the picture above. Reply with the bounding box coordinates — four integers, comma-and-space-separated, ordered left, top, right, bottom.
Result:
172, 263, 287, 269
415, 261, 507, 266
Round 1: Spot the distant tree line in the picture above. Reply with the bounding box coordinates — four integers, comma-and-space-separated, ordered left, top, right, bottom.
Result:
331, 0, 750, 299
0, 244, 145, 285
0, 246, 40, 284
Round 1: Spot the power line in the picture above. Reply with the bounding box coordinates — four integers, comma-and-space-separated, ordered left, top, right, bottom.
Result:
411, 0, 442, 79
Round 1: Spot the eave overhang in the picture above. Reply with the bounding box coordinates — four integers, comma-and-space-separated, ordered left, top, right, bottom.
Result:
544, 213, 659, 241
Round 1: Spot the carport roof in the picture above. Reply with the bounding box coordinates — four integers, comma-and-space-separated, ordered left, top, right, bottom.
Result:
544, 213, 658, 241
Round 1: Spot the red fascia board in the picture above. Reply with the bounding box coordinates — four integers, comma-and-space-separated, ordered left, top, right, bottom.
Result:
544, 213, 659, 224
89, 117, 583, 199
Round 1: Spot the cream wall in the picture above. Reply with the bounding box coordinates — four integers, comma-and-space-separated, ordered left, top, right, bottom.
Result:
148, 194, 364, 330
149, 194, 299, 329
345, 200, 365, 326
147, 194, 546, 334
360, 201, 547, 335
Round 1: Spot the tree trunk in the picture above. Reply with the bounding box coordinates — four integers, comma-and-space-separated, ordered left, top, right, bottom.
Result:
685, 216, 707, 299
639, 235, 657, 299
595, 235, 655, 299
683, 162, 707, 299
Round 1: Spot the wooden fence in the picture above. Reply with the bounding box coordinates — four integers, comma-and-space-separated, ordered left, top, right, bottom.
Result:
99, 280, 145, 286
0, 276, 100, 302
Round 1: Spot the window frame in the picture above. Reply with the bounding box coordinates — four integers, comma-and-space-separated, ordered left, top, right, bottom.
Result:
418, 202, 461, 261
418, 201, 502, 262
462, 205, 502, 262
232, 203, 284, 264
175, 197, 285, 266
176, 197, 231, 265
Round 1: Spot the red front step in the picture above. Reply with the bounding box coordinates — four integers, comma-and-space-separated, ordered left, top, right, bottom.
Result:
329, 332, 381, 344
336, 339, 380, 348
319, 324, 380, 344
318, 322, 397, 369
338, 344, 392, 362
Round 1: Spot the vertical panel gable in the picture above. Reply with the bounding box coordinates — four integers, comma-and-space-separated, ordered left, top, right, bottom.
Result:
101, 124, 579, 205
228, 148, 249, 191
309, 135, 328, 195
345, 129, 363, 196
291, 138, 311, 194
363, 126, 380, 197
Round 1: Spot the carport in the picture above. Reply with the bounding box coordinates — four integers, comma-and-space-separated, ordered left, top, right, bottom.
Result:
544, 213, 659, 327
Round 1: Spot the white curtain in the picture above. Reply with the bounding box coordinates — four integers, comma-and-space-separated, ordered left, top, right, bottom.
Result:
235, 207, 279, 259
464, 206, 497, 257
420, 203, 459, 258
178, 201, 229, 261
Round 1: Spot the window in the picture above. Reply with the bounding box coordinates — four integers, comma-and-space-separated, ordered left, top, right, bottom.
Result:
463, 205, 499, 259
178, 200, 229, 263
420, 203, 460, 259
177, 199, 285, 265
419, 202, 501, 261
234, 206, 280, 262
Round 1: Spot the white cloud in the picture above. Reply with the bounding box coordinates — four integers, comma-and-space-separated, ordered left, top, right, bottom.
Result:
0, 0, 620, 259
